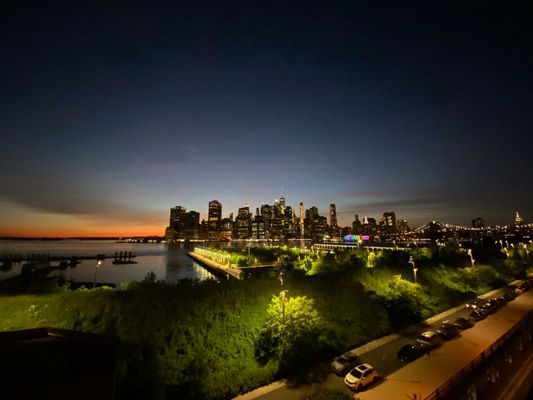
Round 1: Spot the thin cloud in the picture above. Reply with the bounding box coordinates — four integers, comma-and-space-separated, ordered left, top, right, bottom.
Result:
1, 177, 165, 225
337, 197, 443, 215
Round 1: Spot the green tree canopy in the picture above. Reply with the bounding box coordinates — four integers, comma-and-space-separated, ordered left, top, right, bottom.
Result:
255, 295, 333, 370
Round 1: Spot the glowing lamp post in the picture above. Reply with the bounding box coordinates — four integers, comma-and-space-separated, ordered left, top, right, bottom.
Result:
93, 259, 103, 288
467, 249, 475, 267
409, 256, 418, 284
279, 271, 288, 326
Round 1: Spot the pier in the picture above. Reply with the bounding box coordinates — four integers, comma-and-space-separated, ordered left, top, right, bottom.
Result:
188, 252, 243, 279
0, 253, 136, 263
187, 250, 276, 280
0, 252, 138, 276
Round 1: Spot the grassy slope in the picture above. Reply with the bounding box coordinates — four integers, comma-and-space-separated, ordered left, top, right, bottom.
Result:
0, 250, 529, 399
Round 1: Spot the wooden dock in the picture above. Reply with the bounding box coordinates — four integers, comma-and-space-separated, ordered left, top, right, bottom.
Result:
0, 253, 136, 263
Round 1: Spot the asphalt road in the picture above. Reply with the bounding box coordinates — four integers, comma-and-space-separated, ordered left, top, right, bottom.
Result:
244, 282, 527, 400
356, 286, 533, 400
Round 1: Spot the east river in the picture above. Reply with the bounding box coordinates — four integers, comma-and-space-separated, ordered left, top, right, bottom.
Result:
0, 239, 216, 286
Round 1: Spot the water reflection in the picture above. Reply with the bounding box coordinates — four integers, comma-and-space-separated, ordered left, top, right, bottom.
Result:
0, 240, 216, 286
0, 239, 310, 287
164, 245, 216, 282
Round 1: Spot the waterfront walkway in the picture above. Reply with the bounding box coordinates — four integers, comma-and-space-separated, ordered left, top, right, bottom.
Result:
187, 252, 242, 279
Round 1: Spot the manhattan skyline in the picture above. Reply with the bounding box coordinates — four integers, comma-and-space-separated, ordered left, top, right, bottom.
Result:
1, 2, 532, 237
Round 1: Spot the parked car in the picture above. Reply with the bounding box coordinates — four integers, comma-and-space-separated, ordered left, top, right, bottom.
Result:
479, 302, 496, 315
453, 317, 474, 330
486, 298, 503, 310
330, 354, 358, 375
437, 321, 459, 340
416, 331, 441, 349
503, 291, 517, 302
519, 280, 531, 291
465, 299, 485, 310
344, 363, 378, 391
496, 296, 507, 306
396, 344, 426, 362
470, 310, 486, 321
514, 286, 525, 295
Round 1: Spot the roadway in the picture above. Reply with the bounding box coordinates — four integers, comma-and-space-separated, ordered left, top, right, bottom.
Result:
235, 282, 531, 400
356, 287, 533, 400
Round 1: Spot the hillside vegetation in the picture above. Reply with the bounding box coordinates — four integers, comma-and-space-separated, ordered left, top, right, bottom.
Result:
0, 243, 529, 399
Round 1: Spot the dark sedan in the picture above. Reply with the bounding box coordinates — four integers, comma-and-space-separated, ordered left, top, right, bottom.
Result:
453, 317, 474, 330
396, 344, 426, 362
470, 310, 486, 321
437, 322, 459, 340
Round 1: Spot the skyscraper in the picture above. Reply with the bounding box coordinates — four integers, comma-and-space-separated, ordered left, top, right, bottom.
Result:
329, 204, 337, 228
165, 206, 200, 240
352, 214, 362, 234
261, 204, 273, 239
251, 215, 265, 239
382, 211, 397, 234
284, 206, 295, 238
235, 206, 252, 239
305, 206, 328, 241
165, 205, 187, 240
169, 206, 187, 230
208, 200, 222, 240
329, 203, 339, 237
279, 197, 286, 213
184, 211, 200, 239
397, 219, 409, 233
220, 217, 233, 240
299, 202, 305, 238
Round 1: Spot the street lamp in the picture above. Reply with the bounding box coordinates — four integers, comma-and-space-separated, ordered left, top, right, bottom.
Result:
467, 249, 475, 267
279, 271, 287, 325
409, 256, 418, 284
93, 259, 102, 288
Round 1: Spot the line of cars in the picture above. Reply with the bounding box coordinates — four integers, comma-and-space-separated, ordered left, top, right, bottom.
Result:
466, 285, 523, 321
331, 278, 533, 392
396, 281, 532, 364
396, 319, 465, 362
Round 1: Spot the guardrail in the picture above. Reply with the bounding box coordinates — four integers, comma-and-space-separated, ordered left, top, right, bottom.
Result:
424, 308, 533, 400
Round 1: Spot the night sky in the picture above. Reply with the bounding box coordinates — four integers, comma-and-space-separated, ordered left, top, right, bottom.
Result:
1, 1, 532, 236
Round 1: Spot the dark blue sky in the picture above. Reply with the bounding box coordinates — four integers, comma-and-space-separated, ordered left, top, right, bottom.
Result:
1, 1, 532, 235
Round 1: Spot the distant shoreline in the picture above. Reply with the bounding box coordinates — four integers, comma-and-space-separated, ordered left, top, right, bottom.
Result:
0, 236, 164, 241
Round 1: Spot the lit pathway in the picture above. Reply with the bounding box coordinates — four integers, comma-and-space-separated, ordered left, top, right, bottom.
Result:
187, 251, 242, 279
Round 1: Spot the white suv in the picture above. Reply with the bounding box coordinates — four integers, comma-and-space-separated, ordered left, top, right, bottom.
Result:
344, 363, 378, 391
